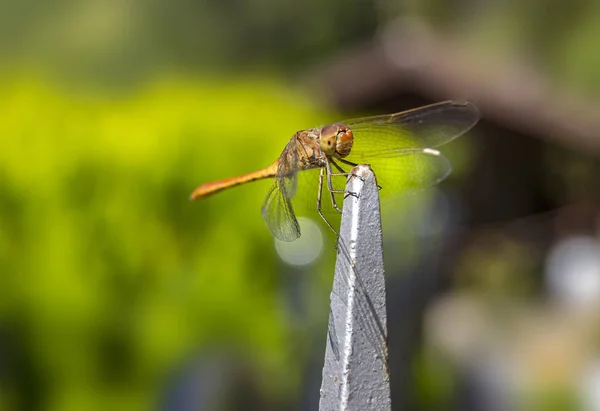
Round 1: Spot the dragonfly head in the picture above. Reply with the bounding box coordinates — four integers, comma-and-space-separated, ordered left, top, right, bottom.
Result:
319, 123, 354, 159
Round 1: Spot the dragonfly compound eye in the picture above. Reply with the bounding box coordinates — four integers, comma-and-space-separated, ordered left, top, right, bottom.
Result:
334, 124, 353, 158
319, 124, 339, 156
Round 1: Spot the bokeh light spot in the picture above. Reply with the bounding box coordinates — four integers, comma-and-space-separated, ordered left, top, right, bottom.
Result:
274, 217, 324, 266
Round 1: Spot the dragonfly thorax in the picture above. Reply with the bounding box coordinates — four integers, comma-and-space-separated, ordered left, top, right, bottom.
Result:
319, 123, 354, 159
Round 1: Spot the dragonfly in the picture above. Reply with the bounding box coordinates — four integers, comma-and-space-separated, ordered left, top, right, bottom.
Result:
190, 101, 479, 241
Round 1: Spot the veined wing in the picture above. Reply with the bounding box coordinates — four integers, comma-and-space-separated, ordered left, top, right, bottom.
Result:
275, 136, 300, 200
327, 101, 478, 202
342, 101, 479, 161
261, 136, 301, 242
261, 181, 301, 242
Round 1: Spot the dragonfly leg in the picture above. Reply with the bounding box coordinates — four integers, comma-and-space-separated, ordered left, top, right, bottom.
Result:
333, 158, 367, 183
327, 160, 356, 193
326, 161, 361, 215
330, 159, 349, 174
325, 164, 344, 213
336, 158, 380, 189
337, 158, 358, 167
329, 160, 363, 183
317, 167, 340, 236
327, 160, 361, 198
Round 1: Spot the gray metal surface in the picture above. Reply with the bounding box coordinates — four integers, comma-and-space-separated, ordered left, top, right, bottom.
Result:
319, 165, 391, 411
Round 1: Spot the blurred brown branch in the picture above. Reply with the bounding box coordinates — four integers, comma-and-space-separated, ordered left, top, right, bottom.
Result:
307, 19, 600, 156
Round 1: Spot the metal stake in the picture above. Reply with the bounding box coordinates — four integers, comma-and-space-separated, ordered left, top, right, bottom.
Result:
319, 165, 391, 411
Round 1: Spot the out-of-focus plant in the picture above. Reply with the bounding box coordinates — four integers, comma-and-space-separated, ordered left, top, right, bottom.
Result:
0, 74, 332, 410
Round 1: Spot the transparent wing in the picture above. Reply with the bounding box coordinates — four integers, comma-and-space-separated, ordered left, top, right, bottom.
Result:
276, 137, 299, 200
289, 151, 451, 219
261, 181, 301, 242
260, 135, 303, 241
366, 149, 452, 199
343, 101, 479, 160
325, 150, 452, 211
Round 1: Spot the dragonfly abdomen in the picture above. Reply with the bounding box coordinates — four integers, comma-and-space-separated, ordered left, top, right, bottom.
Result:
190, 161, 278, 200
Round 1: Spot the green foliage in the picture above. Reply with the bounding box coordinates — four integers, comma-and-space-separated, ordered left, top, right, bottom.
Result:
0, 74, 332, 410
413, 348, 457, 411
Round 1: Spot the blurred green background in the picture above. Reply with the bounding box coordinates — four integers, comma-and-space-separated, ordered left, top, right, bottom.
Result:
2, 1, 600, 411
